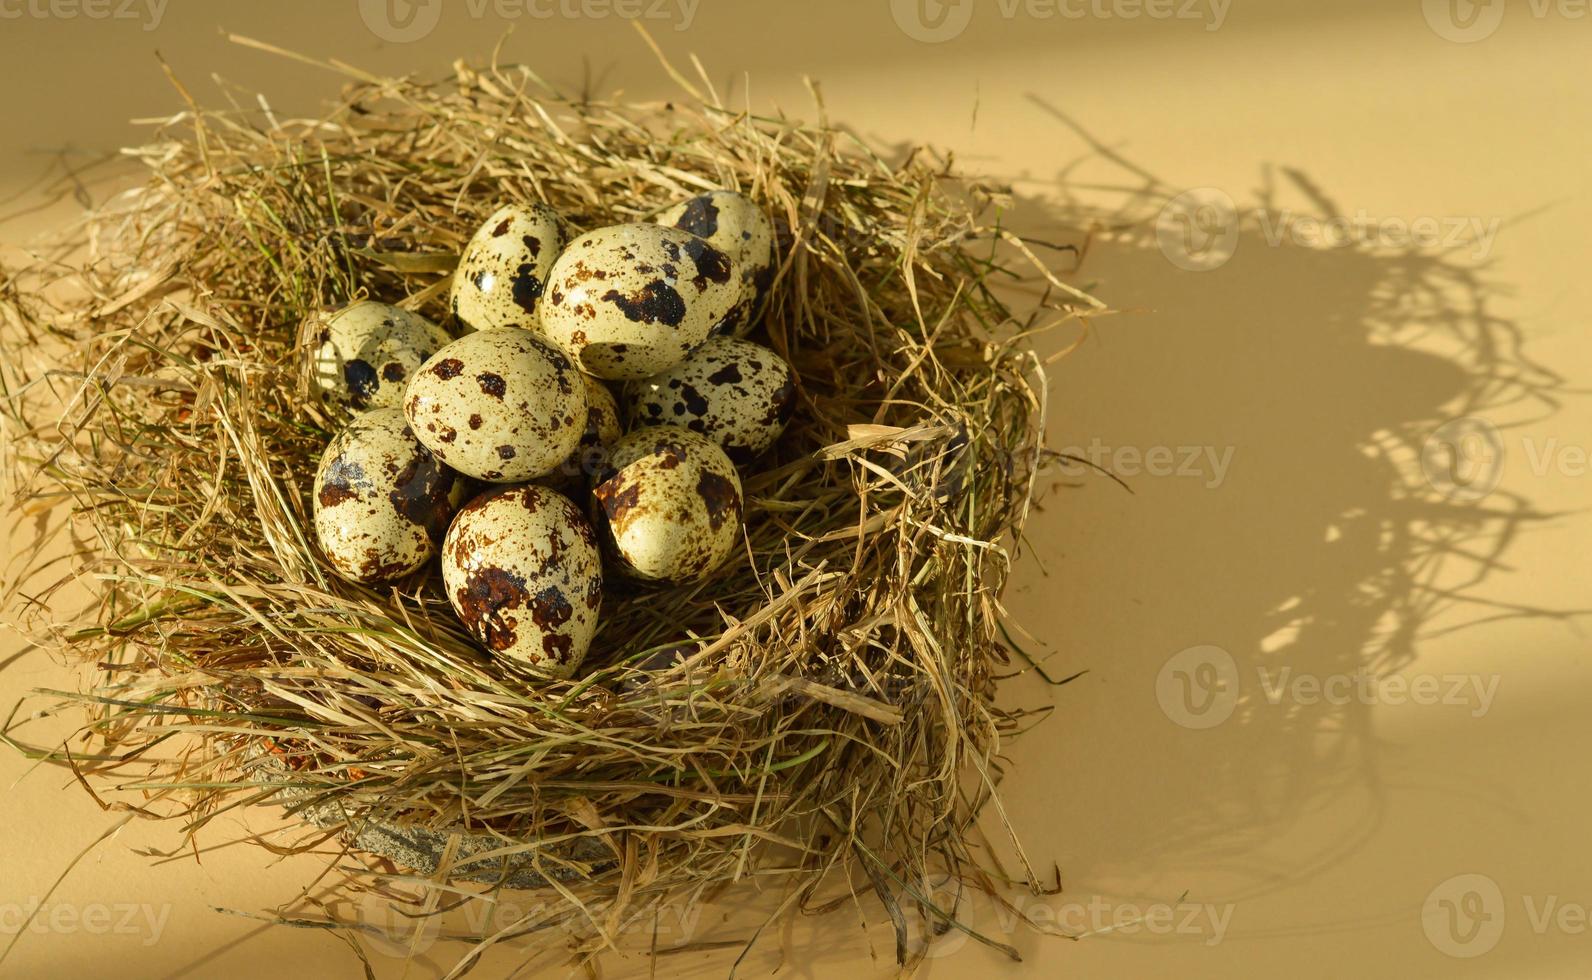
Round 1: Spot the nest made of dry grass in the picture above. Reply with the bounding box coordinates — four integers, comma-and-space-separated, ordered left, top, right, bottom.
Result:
0, 34, 1100, 972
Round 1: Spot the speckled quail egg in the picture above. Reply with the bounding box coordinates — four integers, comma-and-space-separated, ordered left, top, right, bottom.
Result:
655, 190, 774, 336
449, 203, 565, 332
591, 426, 743, 583
545, 374, 623, 486
441, 485, 603, 677
312, 301, 453, 412
313, 408, 471, 583
539, 223, 740, 381
625, 337, 796, 465
403, 329, 588, 483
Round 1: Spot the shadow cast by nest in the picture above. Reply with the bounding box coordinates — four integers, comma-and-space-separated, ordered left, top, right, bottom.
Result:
989, 100, 1577, 919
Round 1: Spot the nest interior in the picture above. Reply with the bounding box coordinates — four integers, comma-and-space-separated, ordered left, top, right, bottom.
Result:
0, 39, 1092, 965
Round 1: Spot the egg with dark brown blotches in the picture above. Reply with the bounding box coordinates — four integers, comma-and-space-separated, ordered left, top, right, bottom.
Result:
441, 485, 603, 677
313, 408, 471, 583
591, 426, 743, 583
544, 374, 623, 487
450, 203, 564, 332
539, 223, 740, 380
624, 337, 795, 465
312, 301, 452, 412
655, 190, 774, 336
403, 329, 588, 483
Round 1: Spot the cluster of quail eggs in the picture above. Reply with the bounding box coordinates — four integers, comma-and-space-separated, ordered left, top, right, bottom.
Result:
309, 191, 793, 678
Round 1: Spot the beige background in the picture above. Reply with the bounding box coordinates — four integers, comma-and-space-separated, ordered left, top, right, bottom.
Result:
3, 1, 1591, 976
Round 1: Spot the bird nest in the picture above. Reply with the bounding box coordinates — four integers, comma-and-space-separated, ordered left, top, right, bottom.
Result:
0, 38, 1097, 971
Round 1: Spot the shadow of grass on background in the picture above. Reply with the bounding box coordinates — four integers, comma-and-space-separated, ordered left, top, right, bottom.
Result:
962, 100, 1574, 958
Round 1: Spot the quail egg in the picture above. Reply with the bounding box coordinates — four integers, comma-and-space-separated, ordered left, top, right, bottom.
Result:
403, 329, 588, 483
450, 202, 565, 332
313, 408, 471, 583
312, 301, 453, 412
592, 426, 743, 583
441, 484, 603, 677
655, 190, 774, 336
625, 336, 796, 465
546, 374, 623, 486
539, 223, 740, 381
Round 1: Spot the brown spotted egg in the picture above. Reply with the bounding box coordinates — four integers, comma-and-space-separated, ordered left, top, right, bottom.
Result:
450, 203, 564, 332
624, 337, 795, 465
655, 190, 774, 336
441, 485, 603, 677
592, 426, 743, 583
313, 408, 471, 583
312, 301, 453, 412
404, 329, 588, 483
545, 374, 623, 487
539, 223, 740, 381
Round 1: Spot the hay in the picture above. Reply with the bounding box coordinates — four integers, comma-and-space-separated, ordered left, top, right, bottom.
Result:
0, 33, 1099, 971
